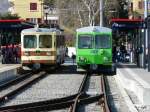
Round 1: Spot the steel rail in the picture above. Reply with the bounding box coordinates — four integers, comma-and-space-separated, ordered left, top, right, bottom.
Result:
101, 76, 110, 112
0, 72, 32, 91
69, 73, 89, 112
0, 73, 108, 112
0, 94, 104, 112
0, 94, 78, 111
0, 71, 46, 104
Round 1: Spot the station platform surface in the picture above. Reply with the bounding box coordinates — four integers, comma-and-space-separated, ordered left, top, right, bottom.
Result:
0, 64, 21, 72
117, 63, 150, 105
0, 63, 21, 84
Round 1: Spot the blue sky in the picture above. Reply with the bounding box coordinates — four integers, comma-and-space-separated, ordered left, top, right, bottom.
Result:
0, 0, 10, 14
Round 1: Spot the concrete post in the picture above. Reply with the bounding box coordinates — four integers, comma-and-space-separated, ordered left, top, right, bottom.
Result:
100, 0, 103, 27
144, 0, 148, 69
147, 17, 150, 72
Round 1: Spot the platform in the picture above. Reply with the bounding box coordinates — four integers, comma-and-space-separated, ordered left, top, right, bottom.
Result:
116, 63, 150, 105
0, 64, 21, 84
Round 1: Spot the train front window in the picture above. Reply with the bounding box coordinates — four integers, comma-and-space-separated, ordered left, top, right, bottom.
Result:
95, 35, 111, 48
39, 35, 52, 48
78, 35, 93, 49
23, 35, 37, 48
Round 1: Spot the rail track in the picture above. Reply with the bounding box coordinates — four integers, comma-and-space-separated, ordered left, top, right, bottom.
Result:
0, 72, 110, 112
0, 70, 47, 106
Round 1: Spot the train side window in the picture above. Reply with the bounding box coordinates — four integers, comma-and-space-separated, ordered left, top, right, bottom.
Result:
23, 35, 37, 48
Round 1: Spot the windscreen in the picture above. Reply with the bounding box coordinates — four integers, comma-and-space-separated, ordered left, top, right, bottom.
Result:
39, 35, 52, 48
78, 35, 93, 49
23, 35, 37, 48
95, 35, 111, 48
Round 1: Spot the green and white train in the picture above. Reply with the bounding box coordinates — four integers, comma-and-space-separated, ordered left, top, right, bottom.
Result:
76, 26, 116, 74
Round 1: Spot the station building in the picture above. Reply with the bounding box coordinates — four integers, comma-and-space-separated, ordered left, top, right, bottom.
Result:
8, 0, 43, 24
8, 0, 59, 25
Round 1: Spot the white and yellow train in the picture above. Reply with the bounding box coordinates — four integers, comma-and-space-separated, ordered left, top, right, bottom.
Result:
21, 27, 65, 68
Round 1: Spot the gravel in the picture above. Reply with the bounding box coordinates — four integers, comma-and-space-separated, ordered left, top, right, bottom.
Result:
2, 74, 84, 106
79, 75, 103, 112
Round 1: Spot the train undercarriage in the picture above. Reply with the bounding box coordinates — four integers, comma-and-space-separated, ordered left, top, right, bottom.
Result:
77, 63, 116, 75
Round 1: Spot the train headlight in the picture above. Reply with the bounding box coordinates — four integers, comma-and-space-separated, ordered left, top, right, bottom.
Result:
79, 57, 87, 62
103, 57, 109, 62
24, 51, 30, 56
46, 52, 51, 56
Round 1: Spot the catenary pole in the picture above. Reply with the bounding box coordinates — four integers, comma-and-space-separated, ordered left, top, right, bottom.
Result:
100, 0, 103, 27
148, 17, 150, 72
144, 0, 148, 69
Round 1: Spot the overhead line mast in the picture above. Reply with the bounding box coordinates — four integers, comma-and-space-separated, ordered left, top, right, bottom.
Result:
100, 0, 103, 27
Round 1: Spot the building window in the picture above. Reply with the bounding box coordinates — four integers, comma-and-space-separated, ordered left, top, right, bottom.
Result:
26, 18, 38, 24
138, 1, 143, 9
30, 3, 37, 11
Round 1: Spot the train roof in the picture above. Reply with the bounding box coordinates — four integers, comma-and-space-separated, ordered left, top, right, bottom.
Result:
76, 26, 112, 33
21, 28, 62, 34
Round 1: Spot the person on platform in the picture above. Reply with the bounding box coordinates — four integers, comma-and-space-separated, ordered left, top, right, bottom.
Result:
72, 53, 76, 65
1, 46, 6, 64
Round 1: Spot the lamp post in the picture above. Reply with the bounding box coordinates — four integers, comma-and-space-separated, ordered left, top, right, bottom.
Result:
147, 16, 150, 72
45, 12, 48, 24
144, 0, 148, 69
144, 0, 150, 72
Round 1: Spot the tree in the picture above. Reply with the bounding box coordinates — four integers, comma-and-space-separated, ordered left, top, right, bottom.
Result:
77, 0, 100, 26
43, 0, 56, 9
0, 12, 20, 19
43, 0, 129, 46
118, 0, 128, 18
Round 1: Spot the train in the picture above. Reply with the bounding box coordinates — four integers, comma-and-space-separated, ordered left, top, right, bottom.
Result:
76, 26, 116, 74
21, 26, 65, 69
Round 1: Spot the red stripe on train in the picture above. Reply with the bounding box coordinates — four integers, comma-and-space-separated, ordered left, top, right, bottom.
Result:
22, 60, 56, 64
21, 51, 56, 56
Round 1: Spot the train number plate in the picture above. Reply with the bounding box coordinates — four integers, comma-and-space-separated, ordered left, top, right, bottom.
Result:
90, 50, 98, 54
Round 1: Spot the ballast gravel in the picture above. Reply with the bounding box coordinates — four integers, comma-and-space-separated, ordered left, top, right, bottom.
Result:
79, 75, 103, 112
2, 74, 84, 106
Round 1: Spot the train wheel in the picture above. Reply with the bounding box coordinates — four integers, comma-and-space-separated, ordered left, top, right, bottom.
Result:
33, 63, 41, 70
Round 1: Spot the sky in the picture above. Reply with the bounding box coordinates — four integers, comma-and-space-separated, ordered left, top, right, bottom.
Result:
0, 0, 10, 14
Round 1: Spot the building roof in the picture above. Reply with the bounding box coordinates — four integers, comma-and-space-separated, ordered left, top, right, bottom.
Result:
0, 19, 25, 23
111, 18, 143, 22
0, 19, 34, 30
76, 26, 112, 33
111, 18, 144, 29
